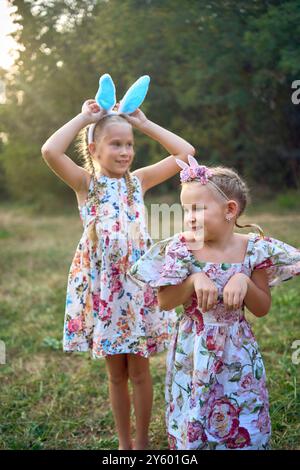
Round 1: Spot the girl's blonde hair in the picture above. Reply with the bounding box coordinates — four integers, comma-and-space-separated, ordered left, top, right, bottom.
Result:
76, 115, 136, 243
183, 165, 264, 238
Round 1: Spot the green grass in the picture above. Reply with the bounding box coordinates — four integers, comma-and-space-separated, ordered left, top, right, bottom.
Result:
0, 202, 299, 449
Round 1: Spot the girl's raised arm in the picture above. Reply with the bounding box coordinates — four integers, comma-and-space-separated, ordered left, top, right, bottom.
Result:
41, 100, 105, 193
125, 109, 195, 194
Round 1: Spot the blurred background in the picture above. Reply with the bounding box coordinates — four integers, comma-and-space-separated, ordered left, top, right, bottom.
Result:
1, 0, 300, 208
0, 0, 299, 450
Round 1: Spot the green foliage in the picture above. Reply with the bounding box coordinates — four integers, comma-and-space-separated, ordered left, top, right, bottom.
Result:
0, 0, 299, 202
42, 337, 62, 351
276, 190, 300, 210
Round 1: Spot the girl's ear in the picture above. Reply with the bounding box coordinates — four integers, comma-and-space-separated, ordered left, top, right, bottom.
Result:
88, 142, 96, 155
95, 73, 116, 112
118, 75, 150, 114
226, 200, 239, 218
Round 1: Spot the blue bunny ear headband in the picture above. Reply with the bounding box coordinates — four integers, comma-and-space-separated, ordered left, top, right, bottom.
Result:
87, 73, 150, 144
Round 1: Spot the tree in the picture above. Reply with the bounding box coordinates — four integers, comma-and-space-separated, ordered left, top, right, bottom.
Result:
0, 0, 299, 206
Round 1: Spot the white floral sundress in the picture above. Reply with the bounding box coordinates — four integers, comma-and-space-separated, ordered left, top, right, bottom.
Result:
129, 232, 300, 450
63, 173, 171, 359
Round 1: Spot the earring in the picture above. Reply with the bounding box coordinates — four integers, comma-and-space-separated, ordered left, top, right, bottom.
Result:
225, 215, 232, 222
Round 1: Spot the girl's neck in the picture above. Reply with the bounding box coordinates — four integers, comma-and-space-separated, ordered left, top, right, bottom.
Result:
204, 230, 235, 252
97, 169, 125, 179
186, 229, 250, 264
187, 229, 236, 253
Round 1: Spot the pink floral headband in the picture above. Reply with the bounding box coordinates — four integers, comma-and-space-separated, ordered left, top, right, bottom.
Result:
175, 155, 230, 201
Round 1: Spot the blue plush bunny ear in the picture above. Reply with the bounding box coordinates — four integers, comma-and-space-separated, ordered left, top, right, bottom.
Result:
118, 75, 150, 114
95, 73, 116, 112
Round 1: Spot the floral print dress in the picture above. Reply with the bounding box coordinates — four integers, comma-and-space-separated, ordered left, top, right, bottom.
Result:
63, 173, 170, 359
129, 232, 300, 450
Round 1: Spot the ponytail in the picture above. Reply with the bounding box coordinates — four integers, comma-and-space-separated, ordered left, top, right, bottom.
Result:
235, 222, 264, 239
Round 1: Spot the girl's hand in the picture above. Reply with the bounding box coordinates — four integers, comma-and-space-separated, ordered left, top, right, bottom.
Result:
192, 272, 219, 313
121, 107, 148, 129
223, 273, 249, 310
81, 99, 107, 124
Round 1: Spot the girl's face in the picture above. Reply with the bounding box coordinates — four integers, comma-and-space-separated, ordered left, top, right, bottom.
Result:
91, 122, 135, 178
180, 182, 231, 241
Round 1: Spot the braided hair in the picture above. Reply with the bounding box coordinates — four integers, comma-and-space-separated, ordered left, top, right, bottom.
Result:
76, 115, 136, 243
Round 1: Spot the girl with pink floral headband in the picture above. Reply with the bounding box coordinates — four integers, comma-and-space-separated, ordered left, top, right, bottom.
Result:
129, 155, 300, 450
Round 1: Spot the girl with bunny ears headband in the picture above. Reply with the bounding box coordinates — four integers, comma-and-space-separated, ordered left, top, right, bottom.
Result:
41, 69, 196, 451
78, 73, 150, 243
87, 73, 150, 144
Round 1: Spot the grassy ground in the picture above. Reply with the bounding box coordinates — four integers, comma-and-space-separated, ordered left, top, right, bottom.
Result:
0, 201, 299, 450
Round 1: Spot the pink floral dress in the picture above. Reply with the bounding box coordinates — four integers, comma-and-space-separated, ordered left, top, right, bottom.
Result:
63, 173, 170, 359
129, 232, 300, 450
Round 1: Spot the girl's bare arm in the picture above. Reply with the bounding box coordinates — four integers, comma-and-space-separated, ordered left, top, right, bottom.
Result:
157, 272, 218, 313
41, 100, 104, 192
159, 269, 271, 317
244, 269, 272, 317
127, 110, 195, 193
157, 275, 196, 311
